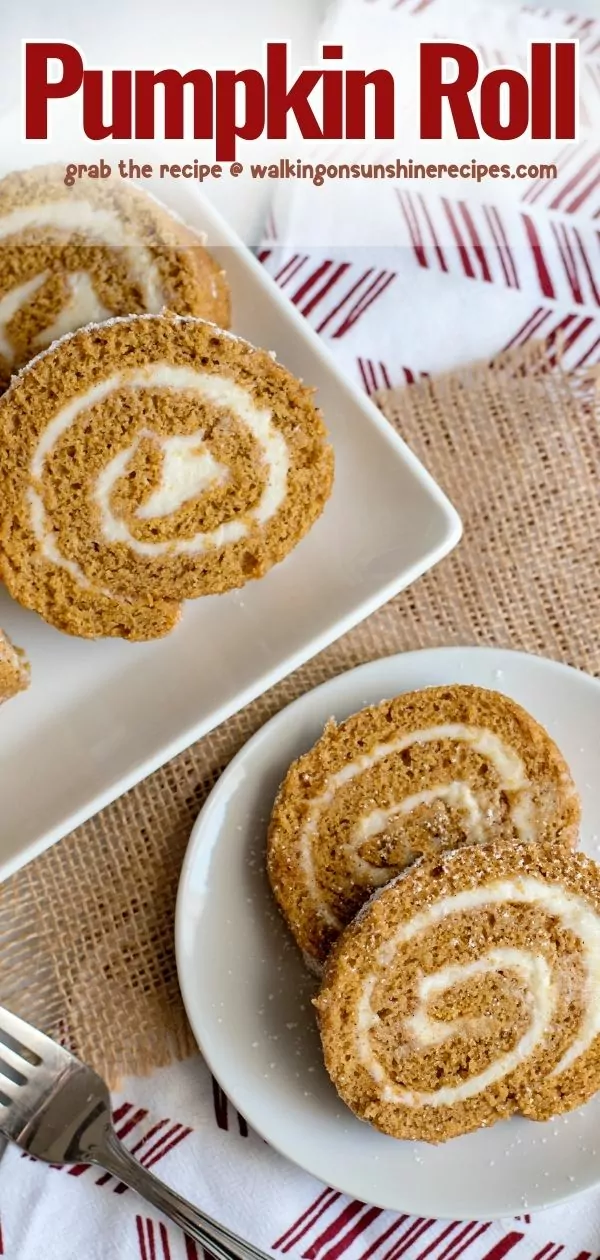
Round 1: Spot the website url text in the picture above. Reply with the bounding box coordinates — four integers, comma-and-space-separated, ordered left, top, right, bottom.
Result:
249, 158, 558, 186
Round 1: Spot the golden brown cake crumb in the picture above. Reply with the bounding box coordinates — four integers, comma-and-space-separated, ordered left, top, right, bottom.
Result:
267, 686, 580, 970
0, 163, 230, 389
316, 840, 600, 1142
0, 628, 29, 703
0, 313, 334, 640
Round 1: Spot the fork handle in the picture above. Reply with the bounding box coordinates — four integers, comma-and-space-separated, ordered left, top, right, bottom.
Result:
99, 1133, 273, 1260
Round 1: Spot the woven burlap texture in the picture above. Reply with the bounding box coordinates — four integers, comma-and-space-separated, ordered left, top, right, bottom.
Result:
1, 342, 598, 1087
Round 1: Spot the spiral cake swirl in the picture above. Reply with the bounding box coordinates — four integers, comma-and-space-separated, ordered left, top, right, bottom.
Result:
316, 842, 600, 1142
0, 628, 29, 703
0, 314, 334, 639
267, 687, 580, 970
0, 164, 230, 389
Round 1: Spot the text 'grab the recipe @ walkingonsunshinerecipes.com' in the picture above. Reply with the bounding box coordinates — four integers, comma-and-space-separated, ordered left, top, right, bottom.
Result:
63, 156, 559, 188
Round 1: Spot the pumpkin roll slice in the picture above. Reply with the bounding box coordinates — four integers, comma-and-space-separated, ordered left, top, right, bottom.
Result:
0, 162, 230, 389
316, 841, 600, 1143
0, 628, 29, 703
267, 686, 580, 970
0, 314, 334, 640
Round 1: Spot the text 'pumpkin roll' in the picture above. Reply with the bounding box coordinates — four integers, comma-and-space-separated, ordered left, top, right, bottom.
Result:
316, 842, 600, 1142
0, 163, 230, 388
267, 686, 580, 970
0, 314, 334, 640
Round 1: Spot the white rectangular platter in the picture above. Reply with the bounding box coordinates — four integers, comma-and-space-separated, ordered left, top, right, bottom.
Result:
0, 179, 461, 882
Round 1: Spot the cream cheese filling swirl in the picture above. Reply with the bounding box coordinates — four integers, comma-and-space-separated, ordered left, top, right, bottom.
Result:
356, 877, 600, 1108
300, 725, 535, 929
0, 202, 166, 364
28, 364, 289, 589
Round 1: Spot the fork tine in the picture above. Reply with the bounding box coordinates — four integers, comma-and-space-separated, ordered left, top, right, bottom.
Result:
0, 1006, 45, 1063
0, 1070, 25, 1099
0, 1040, 31, 1077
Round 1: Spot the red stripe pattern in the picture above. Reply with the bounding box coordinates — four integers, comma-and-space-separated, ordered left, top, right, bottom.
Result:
211, 1077, 249, 1137
523, 144, 600, 216
263, 206, 599, 319
25, 1100, 193, 1193
271, 1190, 533, 1260
271, 1188, 600, 1260
136, 1215, 175, 1260
255, 0, 600, 392
260, 253, 398, 340
391, 189, 600, 308
357, 358, 427, 392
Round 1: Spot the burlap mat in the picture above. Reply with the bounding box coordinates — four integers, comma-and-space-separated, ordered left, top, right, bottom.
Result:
1, 342, 598, 1087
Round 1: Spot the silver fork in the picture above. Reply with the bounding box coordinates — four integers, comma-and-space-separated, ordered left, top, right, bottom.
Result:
0, 1004, 273, 1260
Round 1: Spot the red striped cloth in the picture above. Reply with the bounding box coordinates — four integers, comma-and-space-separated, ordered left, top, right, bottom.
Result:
3, 1056, 600, 1257
258, 0, 600, 393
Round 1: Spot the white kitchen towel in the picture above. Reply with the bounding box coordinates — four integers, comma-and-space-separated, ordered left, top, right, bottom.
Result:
2, 0, 600, 1257
3, 1053, 600, 1258
258, 0, 600, 392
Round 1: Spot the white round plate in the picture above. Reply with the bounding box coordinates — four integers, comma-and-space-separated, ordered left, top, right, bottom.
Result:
176, 647, 600, 1220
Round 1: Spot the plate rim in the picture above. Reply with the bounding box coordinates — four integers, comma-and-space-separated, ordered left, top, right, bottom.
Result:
175, 644, 600, 1220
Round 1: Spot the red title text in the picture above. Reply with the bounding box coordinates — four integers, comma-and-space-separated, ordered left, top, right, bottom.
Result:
24, 40, 578, 159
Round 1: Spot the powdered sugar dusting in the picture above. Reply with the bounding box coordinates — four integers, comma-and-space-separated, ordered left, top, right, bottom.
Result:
3, 311, 260, 396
